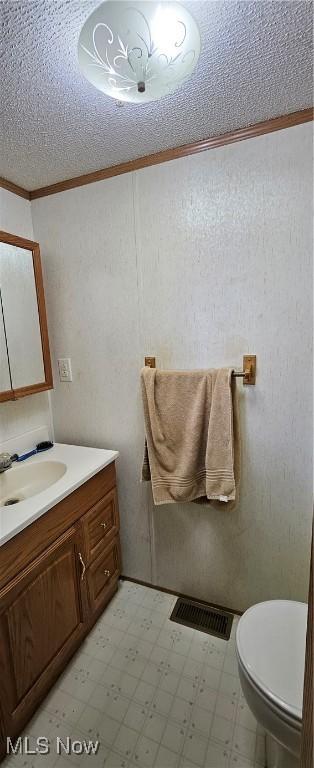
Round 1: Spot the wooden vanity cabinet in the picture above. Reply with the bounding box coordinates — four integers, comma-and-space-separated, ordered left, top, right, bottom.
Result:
0, 461, 121, 758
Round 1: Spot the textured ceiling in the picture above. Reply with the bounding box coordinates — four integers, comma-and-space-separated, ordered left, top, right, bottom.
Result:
1, 0, 313, 190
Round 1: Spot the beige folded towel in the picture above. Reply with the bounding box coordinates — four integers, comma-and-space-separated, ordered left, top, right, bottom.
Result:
141, 366, 240, 510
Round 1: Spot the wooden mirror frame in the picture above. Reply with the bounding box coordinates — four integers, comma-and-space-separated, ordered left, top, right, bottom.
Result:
0, 230, 53, 402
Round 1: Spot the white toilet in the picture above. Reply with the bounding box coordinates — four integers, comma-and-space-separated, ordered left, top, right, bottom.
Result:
236, 600, 307, 768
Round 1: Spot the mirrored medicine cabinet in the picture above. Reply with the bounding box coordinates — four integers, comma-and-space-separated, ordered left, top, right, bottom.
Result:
0, 230, 53, 402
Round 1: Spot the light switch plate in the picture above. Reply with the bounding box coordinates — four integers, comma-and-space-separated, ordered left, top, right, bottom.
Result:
58, 358, 72, 382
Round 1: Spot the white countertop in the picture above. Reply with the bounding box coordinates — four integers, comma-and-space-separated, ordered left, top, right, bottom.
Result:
0, 443, 118, 547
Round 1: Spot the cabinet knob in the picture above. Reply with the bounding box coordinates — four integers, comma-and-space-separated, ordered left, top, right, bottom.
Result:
78, 552, 86, 581
100, 522, 107, 530
104, 569, 110, 577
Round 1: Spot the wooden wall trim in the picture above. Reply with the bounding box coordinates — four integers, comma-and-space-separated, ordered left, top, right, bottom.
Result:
1, 108, 312, 203
29, 107, 313, 200
0, 176, 30, 201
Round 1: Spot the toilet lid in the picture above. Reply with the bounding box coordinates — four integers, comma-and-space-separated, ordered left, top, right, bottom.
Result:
236, 600, 307, 721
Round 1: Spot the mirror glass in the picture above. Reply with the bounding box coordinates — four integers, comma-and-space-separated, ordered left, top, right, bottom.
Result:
0, 242, 45, 389
0, 291, 12, 392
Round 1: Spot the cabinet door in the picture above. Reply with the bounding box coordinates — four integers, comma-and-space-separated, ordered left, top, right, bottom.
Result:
0, 526, 87, 738
0, 706, 5, 761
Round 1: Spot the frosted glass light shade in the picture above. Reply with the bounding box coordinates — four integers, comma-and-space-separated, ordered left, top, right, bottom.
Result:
78, 1, 201, 104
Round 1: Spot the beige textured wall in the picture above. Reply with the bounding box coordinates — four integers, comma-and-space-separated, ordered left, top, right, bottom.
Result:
0, 188, 52, 445
31, 122, 313, 611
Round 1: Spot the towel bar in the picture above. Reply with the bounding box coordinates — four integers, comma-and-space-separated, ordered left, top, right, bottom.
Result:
144, 355, 256, 385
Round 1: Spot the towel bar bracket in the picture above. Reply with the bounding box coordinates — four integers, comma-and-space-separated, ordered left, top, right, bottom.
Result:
239, 355, 256, 385
144, 355, 256, 384
145, 357, 156, 369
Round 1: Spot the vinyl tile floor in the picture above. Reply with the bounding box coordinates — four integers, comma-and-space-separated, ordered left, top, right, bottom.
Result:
3, 581, 266, 768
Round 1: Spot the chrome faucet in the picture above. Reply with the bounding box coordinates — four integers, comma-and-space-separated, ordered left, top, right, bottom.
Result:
0, 452, 13, 473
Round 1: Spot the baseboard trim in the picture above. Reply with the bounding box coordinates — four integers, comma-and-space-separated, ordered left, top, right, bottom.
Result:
119, 574, 242, 616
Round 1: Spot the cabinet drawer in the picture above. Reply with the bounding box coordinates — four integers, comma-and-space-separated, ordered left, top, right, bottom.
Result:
82, 488, 119, 564
87, 537, 120, 615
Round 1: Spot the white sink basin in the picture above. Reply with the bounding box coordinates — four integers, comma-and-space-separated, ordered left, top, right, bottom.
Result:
0, 443, 118, 547
0, 461, 67, 506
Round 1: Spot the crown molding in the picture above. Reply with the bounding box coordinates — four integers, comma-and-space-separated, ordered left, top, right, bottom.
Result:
0, 176, 30, 200
1, 108, 312, 202
28, 108, 314, 200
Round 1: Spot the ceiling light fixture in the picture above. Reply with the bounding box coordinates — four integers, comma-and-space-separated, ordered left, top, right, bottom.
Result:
78, 1, 201, 104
